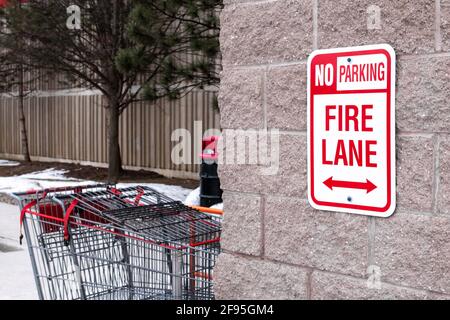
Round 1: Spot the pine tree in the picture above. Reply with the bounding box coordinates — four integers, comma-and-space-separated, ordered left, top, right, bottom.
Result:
116, 0, 222, 101
0, 0, 222, 182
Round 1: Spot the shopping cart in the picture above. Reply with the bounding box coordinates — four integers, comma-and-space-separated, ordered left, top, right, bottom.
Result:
11, 184, 221, 300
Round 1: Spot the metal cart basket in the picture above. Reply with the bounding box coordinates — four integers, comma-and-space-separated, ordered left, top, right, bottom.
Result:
12, 184, 221, 300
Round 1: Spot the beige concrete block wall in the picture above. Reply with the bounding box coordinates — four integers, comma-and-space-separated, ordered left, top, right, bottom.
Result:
215, 0, 450, 299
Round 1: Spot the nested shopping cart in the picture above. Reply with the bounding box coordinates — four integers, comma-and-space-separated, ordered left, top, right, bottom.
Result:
12, 184, 221, 300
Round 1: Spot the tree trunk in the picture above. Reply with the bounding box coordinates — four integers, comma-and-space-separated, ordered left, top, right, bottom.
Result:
105, 0, 124, 184
18, 65, 31, 162
107, 97, 123, 183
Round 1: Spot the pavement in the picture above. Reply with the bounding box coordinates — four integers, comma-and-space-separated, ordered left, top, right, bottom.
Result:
0, 202, 38, 300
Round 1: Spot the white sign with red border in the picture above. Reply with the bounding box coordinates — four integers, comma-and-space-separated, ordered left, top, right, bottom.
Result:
307, 44, 396, 217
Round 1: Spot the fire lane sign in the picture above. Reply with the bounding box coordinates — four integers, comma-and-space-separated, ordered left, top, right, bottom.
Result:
307, 44, 396, 217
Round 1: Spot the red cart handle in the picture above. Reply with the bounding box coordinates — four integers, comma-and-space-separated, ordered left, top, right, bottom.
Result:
19, 191, 48, 245
63, 199, 79, 246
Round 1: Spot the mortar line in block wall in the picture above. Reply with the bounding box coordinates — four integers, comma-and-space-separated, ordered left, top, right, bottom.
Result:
309, 269, 450, 298
223, 52, 450, 70
262, 68, 268, 130
229, 0, 279, 5
401, 51, 450, 59
305, 269, 313, 299
220, 129, 308, 136
223, 52, 450, 73
435, 0, 442, 52
224, 249, 314, 275
221, 189, 263, 197
397, 132, 435, 138
432, 134, 441, 214
222, 60, 308, 70
367, 217, 376, 268
277, 130, 307, 136
223, 42, 450, 70
393, 209, 434, 217
260, 195, 266, 257
313, 0, 318, 50
260, 195, 443, 219
222, 250, 450, 297
216, 51, 450, 70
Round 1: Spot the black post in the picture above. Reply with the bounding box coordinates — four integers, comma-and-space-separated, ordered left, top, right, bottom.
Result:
199, 136, 223, 207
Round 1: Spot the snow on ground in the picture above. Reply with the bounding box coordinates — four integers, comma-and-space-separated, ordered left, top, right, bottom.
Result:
0, 160, 20, 167
0, 165, 194, 300
210, 202, 223, 211
0, 168, 96, 194
117, 182, 192, 202
0, 168, 193, 202
0, 202, 37, 300
184, 187, 200, 206
183, 187, 223, 211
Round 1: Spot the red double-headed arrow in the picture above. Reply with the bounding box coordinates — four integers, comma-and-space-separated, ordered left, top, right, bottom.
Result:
323, 177, 377, 194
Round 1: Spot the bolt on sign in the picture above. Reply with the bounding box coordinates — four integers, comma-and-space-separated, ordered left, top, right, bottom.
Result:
307, 44, 396, 217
